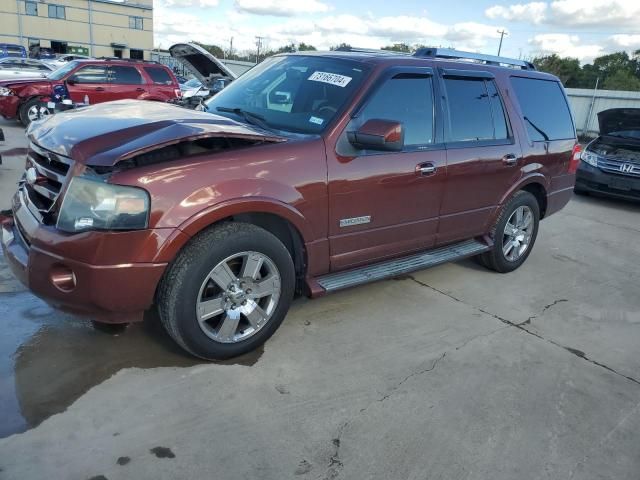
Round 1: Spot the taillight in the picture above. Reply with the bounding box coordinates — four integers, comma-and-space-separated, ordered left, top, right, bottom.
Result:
568, 143, 582, 174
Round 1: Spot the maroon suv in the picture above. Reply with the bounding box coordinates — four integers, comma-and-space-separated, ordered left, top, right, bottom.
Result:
0, 59, 180, 125
1, 48, 579, 360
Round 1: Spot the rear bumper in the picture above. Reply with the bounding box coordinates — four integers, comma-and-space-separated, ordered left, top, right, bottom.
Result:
576, 162, 640, 201
1, 191, 171, 323
0, 95, 20, 119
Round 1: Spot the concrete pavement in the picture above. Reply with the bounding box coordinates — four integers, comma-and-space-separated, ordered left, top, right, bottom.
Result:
0, 118, 638, 480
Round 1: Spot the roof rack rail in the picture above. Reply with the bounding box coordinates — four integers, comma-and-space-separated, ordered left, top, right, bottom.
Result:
334, 46, 410, 56
413, 47, 535, 70
94, 56, 159, 64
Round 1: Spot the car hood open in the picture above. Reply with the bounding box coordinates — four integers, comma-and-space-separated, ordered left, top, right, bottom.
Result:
598, 108, 640, 136
27, 100, 286, 167
169, 43, 237, 89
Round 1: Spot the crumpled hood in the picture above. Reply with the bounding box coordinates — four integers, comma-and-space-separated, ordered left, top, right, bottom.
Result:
0, 78, 52, 90
27, 100, 286, 167
598, 108, 640, 136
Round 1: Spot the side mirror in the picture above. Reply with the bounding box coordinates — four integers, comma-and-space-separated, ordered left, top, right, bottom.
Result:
347, 119, 404, 152
66, 77, 77, 85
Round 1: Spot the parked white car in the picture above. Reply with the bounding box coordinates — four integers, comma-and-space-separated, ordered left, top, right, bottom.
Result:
43, 54, 92, 69
0, 58, 55, 80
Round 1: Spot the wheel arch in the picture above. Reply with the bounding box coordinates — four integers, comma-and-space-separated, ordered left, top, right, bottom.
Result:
156, 199, 312, 291
488, 175, 549, 228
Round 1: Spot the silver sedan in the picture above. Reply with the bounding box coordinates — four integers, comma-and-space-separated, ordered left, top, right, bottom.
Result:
0, 58, 55, 80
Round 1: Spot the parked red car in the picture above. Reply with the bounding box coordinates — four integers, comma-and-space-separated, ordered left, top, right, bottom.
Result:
1, 48, 578, 360
0, 59, 180, 125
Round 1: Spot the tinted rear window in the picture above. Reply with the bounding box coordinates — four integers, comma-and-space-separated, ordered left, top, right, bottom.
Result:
111, 65, 143, 84
511, 77, 574, 141
444, 77, 509, 142
144, 67, 172, 84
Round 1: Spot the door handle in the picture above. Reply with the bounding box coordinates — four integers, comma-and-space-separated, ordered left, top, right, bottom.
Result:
502, 153, 518, 166
416, 163, 437, 176
94, 87, 105, 91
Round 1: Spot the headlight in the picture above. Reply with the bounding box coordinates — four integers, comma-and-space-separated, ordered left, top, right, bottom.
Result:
580, 150, 600, 167
56, 176, 150, 233
0, 87, 14, 96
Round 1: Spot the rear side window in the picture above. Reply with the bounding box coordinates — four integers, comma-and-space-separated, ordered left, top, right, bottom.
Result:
444, 77, 509, 143
110, 65, 143, 84
144, 67, 172, 84
359, 74, 434, 146
511, 77, 574, 141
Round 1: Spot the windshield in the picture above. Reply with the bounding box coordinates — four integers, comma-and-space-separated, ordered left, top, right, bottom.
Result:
184, 78, 201, 88
48, 60, 79, 80
205, 55, 370, 134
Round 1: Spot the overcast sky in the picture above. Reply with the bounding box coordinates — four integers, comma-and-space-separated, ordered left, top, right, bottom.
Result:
153, 0, 640, 63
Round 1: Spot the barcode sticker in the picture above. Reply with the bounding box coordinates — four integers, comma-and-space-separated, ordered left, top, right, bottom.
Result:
308, 71, 352, 87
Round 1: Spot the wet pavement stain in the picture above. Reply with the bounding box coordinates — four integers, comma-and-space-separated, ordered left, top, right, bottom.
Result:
116, 456, 131, 466
150, 447, 175, 459
0, 253, 265, 439
87, 476, 108, 480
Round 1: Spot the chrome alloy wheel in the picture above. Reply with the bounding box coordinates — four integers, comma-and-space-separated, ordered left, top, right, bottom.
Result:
196, 251, 281, 343
502, 205, 534, 262
27, 104, 51, 122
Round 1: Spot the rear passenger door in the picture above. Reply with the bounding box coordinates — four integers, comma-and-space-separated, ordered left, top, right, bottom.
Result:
108, 65, 146, 99
437, 70, 522, 245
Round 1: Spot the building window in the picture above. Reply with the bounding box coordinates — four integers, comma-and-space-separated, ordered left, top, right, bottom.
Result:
25, 1, 38, 15
48, 4, 65, 19
129, 16, 143, 30
130, 48, 143, 60
28, 38, 39, 47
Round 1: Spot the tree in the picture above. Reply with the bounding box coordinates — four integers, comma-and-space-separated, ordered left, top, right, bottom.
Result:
532, 54, 582, 86
602, 70, 640, 91
297, 42, 317, 51
330, 43, 352, 51
193, 41, 225, 59
381, 43, 411, 53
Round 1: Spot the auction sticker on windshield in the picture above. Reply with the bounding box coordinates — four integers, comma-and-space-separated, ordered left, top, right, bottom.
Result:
308, 71, 352, 87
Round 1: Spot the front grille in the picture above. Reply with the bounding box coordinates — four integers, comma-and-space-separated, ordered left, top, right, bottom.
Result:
22, 142, 73, 223
598, 156, 640, 178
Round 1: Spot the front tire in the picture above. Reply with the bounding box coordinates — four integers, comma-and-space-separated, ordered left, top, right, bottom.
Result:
479, 190, 540, 273
157, 222, 295, 360
19, 98, 51, 126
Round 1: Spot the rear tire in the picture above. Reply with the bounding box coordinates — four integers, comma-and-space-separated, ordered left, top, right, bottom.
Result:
157, 222, 295, 360
479, 190, 540, 273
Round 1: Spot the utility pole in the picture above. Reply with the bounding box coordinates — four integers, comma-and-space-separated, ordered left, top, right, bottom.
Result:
255, 36, 264, 64
227, 37, 233, 59
497, 29, 508, 56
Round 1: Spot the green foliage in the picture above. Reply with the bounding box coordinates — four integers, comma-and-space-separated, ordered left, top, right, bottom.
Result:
381, 43, 411, 53
533, 51, 640, 91
330, 43, 352, 51
602, 70, 640, 90
192, 41, 225, 59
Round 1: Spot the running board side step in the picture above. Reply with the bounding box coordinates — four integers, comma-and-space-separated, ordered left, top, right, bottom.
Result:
316, 239, 491, 293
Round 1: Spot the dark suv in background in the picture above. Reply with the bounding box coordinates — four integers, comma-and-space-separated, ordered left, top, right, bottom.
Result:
576, 108, 640, 200
0, 59, 180, 125
1, 48, 578, 360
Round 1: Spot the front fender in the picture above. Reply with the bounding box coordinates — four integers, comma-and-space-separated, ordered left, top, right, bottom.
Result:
150, 197, 314, 264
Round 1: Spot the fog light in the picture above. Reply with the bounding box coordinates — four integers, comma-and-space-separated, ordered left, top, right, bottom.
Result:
50, 264, 76, 292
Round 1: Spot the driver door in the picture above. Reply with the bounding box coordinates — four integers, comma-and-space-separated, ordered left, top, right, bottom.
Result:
326, 69, 446, 271
66, 64, 111, 104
